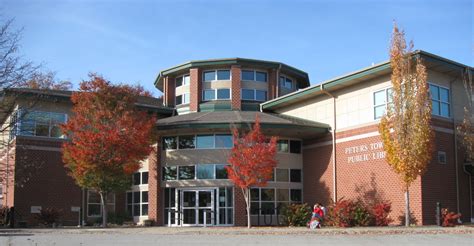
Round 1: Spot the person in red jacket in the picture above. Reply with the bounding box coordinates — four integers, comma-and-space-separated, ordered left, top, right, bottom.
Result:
313, 203, 324, 219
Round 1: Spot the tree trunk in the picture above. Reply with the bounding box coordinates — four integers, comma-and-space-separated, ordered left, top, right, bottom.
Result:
100, 192, 108, 228
241, 188, 251, 228
405, 189, 410, 227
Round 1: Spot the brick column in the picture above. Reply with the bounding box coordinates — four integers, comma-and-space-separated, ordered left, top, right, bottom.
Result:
189, 68, 201, 112
234, 187, 248, 226
268, 69, 277, 100
164, 77, 175, 107
231, 65, 241, 110
148, 141, 162, 225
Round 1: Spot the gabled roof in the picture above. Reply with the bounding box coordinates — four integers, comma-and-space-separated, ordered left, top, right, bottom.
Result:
154, 58, 310, 91
262, 50, 473, 111
1, 88, 175, 114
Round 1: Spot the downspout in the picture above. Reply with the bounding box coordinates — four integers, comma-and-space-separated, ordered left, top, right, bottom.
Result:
321, 85, 337, 202
450, 79, 460, 214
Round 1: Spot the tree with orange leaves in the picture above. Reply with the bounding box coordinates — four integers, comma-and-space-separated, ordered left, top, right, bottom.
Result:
379, 24, 434, 226
226, 115, 278, 228
61, 74, 156, 227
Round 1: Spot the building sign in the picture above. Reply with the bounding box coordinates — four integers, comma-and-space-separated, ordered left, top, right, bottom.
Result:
345, 142, 386, 164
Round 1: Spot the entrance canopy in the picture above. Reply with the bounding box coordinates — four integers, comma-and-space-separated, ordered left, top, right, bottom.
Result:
156, 111, 330, 140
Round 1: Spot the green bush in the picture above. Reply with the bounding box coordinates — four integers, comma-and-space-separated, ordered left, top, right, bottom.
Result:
352, 200, 374, 226
280, 203, 312, 226
107, 212, 133, 225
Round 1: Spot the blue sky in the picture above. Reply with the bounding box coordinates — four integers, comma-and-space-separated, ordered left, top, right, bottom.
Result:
3, 0, 473, 96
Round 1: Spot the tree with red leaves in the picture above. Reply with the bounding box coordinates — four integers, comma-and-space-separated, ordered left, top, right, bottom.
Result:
226, 115, 277, 228
61, 74, 156, 227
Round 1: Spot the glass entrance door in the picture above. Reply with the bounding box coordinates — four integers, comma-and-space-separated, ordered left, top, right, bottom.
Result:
180, 189, 214, 226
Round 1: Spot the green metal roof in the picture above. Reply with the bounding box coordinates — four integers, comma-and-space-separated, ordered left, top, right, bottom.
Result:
262, 50, 473, 111
154, 58, 310, 91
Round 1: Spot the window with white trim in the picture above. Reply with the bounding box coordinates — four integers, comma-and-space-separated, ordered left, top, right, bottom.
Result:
132, 171, 149, 185
163, 134, 233, 150
241, 89, 267, 101
250, 188, 302, 215
279, 76, 293, 89
429, 84, 450, 118
10, 109, 68, 139
162, 164, 229, 181
241, 70, 267, 82
373, 87, 393, 119
126, 191, 148, 216
176, 93, 190, 105
203, 70, 231, 82
87, 191, 115, 217
175, 75, 190, 88
202, 88, 231, 101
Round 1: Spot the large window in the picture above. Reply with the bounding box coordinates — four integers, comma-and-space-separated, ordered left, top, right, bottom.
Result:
163, 164, 229, 181
241, 70, 267, 82
202, 89, 231, 101
203, 70, 231, 82
373, 87, 394, 120
430, 84, 450, 118
251, 188, 302, 215
241, 89, 267, 101
163, 134, 233, 150
11, 110, 67, 139
218, 187, 234, 225
126, 191, 148, 216
176, 93, 190, 105
87, 191, 115, 217
279, 76, 293, 89
175, 75, 190, 87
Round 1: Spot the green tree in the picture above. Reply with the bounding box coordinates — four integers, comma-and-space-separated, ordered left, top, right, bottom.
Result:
378, 24, 434, 226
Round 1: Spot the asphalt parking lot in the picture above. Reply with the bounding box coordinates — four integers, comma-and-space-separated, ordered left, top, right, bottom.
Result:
0, 226, 472, 246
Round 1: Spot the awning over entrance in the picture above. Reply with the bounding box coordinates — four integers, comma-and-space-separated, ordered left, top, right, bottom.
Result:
156, 111, 330, 139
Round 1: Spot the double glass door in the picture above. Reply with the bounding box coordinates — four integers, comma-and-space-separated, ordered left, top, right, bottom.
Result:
181, 189, 214, 226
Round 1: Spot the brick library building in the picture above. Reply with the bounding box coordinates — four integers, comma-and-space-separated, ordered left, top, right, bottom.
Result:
0, 50, 472, 227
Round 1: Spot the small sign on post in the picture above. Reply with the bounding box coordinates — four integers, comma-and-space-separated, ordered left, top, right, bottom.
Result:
30, 206, 42, 214
71, 206, 81, 227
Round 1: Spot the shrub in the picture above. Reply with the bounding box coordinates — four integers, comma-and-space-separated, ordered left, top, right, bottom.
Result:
35, 208, 62, 226
325, 199, 355, 227
107, 212, 133, 225
326, 199, 392, 227
280, 203, 312, 226
441, 208, 461, 227
372, 201, 393, 226
352, 200, 374, 226
0, 206, 9, 226
397, 211, 418, 226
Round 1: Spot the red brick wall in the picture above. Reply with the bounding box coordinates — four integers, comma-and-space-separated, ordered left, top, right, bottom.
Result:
233, 187, 247, 226
190, 68, 202, 112
303, 142, 333, 206
268, 69, 277, 100
148, 141, 162, 225
231, 65, 241, 110
303, 122, 469, 225
164, 76, 175, 107
421, 130, 460, 224
13, 137, 82, 226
